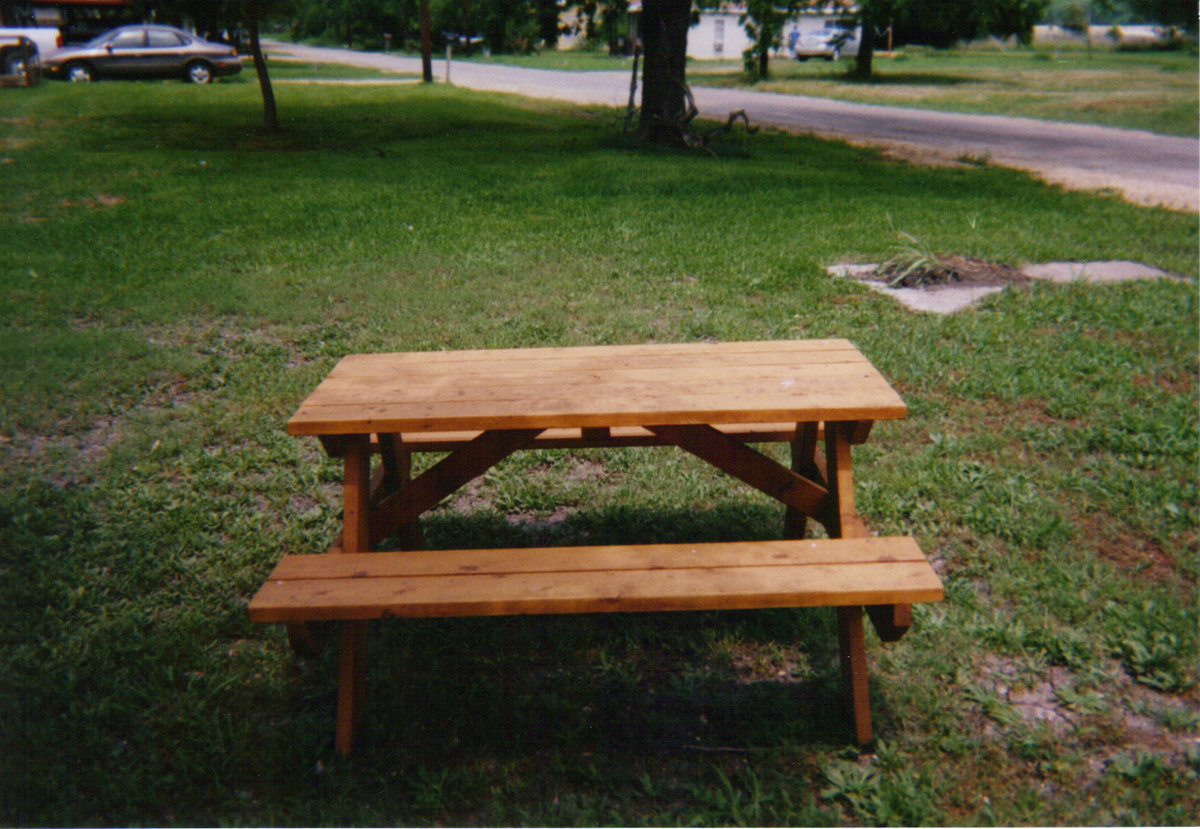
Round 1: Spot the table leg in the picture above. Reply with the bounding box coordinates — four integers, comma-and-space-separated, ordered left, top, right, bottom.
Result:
342, 442, 372, 553
784, 422, 821, 539
824, 420, 914, 641
377, 434, 423, 551
824, 420, 912, 741
837, 606, 872, 745
825, 422, 873, 744
822, 421, 868, 540
335, 440, 372, 755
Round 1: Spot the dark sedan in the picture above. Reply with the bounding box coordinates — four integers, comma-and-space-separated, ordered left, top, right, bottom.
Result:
43, 24, 242, 83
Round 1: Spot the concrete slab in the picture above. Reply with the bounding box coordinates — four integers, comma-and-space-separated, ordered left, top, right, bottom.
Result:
1020, 260, 1179, 283
855, 282, 1005, 314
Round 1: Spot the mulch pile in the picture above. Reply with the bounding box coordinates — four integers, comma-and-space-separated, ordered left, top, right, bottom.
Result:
869, 255, 1030, 289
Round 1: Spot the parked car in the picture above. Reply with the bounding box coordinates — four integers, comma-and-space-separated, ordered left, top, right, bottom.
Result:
42, 24, 242, 83
0, 35, 42, 83
0, 26, 62, 75
789, 25, 860, 62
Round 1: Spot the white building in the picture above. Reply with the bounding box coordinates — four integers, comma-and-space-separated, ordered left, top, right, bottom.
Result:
687, 2, 858, 60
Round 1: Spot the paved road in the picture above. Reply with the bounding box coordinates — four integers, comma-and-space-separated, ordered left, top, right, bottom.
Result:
267, 41, 1198, 212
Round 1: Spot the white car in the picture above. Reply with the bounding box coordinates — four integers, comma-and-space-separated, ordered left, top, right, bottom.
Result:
790, 26, 859, 61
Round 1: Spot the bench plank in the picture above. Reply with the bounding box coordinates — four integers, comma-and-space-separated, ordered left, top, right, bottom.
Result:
265, 536, 927, 579
249, 538, 943, 623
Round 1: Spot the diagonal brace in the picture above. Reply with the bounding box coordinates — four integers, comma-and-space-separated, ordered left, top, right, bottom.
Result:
370, 428, 544, 546
647, 424, 827, 518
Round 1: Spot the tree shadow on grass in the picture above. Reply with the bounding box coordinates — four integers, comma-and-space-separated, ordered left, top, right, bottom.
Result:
412, 501, 793, 551
358, 609, 869, 764
76, 85, 605, 156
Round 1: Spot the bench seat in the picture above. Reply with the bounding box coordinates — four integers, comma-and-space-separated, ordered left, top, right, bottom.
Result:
250, 536, 941, 621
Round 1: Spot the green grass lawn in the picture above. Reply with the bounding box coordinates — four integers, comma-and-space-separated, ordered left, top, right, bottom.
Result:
1, 79, 1196, 826
465, 48, 644, 71
261, 58, 419, 80
690, 43, 1199, 137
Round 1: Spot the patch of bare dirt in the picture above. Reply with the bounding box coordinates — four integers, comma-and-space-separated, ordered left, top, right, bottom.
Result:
972, 654, 1199, 765
563, 457, 607, 483
61, 194, 125, 210
1071, 510, 1190, 585
726, 641, 810, 685
446, 478, 495, 513
505, 506, 576, 531
2, 418, 125, 487
977, 658, 1082, 733
873, 143, 979, 169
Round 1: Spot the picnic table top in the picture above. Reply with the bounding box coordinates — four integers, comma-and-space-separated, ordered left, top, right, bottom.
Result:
286, 338, 907, 437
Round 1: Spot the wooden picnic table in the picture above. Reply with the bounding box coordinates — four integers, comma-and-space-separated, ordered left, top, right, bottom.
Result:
251, 339, 942, 754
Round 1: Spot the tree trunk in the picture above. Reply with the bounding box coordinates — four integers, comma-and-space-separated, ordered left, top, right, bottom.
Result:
853, 11, 875, 80
419, 0, 433, 82
757, 29, 769, 80
638, 0, 691, 144
247, 1, 279, 132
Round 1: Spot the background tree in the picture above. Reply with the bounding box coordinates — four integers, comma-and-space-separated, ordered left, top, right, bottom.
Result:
597, 0, 632, 53
638, 0, 691, 144
739, 0, 799, 80
855, 0, 1051, 79
852, 0, 898, 79
1059, 0, 1090, 29
1125, 0, 1195, 29
245, 0, 278, 131
285, 0, 561, 54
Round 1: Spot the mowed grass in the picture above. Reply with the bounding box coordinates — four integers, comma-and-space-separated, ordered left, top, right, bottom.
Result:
690, 43, 1200, 136
0, 79, 1197, 825
262, 58, 419, 80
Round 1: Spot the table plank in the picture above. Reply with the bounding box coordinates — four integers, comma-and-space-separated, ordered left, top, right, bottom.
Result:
288, 339, 904, 436
305, 363, 886, 401
330, 339, 860, 372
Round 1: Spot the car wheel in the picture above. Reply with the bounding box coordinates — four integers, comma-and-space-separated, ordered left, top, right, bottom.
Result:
3, 52, 28, 76
66, 62, 92, 82
185, 61, 213, 84
795, 55, 809, 62
828, 47, 840, 61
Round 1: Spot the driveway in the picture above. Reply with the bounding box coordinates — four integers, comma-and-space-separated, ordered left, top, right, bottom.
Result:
266, 41, 1198, 212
